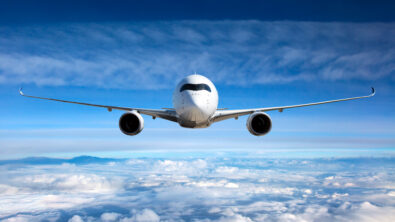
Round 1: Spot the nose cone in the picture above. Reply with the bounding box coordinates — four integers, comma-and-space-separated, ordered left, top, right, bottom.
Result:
183, 92, 211, 122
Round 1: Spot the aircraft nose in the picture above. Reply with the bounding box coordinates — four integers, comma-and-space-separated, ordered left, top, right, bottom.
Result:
185, 93, 210, 119
189, 93, 205, 108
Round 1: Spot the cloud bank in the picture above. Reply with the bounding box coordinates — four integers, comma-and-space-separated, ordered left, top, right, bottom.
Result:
0, 21, 394, 89
0, 155, 394, 221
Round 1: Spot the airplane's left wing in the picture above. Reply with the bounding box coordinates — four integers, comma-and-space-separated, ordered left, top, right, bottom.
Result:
212, 87, 375, 123
19, 88, 178, 122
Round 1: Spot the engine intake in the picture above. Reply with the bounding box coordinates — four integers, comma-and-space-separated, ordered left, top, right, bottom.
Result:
119, 111, 144, 136
246, 112, 272, 136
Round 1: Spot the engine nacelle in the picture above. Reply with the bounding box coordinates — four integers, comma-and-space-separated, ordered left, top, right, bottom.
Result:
246, 112, 272, 136
119, 111, 144, 136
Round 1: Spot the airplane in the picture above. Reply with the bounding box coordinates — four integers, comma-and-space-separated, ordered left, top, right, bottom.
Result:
19, 74, 375, 136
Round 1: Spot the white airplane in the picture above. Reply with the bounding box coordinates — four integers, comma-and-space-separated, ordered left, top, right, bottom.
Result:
19, 74, 375, 136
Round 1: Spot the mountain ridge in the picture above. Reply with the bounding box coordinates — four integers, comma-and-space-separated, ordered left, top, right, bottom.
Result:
0, 155, 122, 165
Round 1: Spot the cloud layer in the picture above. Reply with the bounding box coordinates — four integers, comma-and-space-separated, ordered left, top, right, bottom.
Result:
1, 21, 394, 89
0, 155, 394, 221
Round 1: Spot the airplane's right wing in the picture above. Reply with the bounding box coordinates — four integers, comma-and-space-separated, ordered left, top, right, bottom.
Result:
212, 87, 375, 123
19, 88, 178, 122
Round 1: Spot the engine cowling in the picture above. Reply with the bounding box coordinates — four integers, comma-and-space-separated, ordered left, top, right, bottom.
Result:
119, 111, 144, 136
246, 112, 272, 136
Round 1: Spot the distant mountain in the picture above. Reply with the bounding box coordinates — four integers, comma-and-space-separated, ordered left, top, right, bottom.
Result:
0, 155, 123, 165
67, 155, 119, 164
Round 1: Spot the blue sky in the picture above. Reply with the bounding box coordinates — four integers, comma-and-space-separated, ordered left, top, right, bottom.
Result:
0, 1, 395, 221
1, 0, 395, 23
1, 19, 394, 158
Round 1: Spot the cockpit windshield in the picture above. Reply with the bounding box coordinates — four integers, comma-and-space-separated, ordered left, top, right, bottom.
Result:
180, 84, 211, 92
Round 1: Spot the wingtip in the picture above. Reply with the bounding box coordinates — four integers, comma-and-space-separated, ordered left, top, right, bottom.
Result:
19, 87, 24, 96
371, 87, 375, 96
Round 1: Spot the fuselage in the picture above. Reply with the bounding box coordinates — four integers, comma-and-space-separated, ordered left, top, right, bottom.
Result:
172, 74, 218, 128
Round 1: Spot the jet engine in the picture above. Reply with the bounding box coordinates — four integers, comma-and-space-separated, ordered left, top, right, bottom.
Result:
246, 112, 272, 136
119, 111, 144, 136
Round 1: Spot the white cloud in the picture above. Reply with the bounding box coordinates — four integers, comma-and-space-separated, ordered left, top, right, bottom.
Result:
152, 159, 208, 175
2, 212, 61, 222
333, 201, 395, 222
239, 201, 287, 213
0, 155, 394, 221
13, 173, 123, 193
133, 209, 160, 222
68, 215, 84, 222
277, 205, 331, 222
120, 209, 160, 222
3, 216, 31, 222
0, 194, 94, 217
213, 208, 253, 222
250, 186, 296, 195
100, 212, 121, 221
216, 213, 252, 222
388, 191, 395, 197
0, 184, 19, 195
331, 192, 349, 199
215, 166, 239, 174
187, 180, 239, 188
0, 21, 393, 89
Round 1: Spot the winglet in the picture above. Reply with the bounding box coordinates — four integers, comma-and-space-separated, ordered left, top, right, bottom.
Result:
19, 87, 24, 96
371, 87, 375, 96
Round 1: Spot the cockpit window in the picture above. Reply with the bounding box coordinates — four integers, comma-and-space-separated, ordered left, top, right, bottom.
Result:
180, 84, 211, 92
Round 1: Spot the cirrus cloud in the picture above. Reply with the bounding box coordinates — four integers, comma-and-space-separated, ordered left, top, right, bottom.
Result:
0, 21, 394, 89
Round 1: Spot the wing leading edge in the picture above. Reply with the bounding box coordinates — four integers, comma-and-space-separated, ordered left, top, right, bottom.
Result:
19, 88, 178, 122
212, 87, 375, 123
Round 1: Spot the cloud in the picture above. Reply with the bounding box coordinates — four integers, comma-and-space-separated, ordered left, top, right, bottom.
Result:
3, 216, 31, 222
216, 209, 253, 222
68, 215, 84, 222
0, 155, 394, 221
0, 184, 19, 195
275, 205, 331, 222
101, 212, 121, 222
99, 210, 160, 222
187, 180, 239, 188
2, 212, 61, 222
12, 173, 123, 194
334, 201, 395, 222
122, 209, 160, 222
0, 21, 394, 89
153, 159, 208, 173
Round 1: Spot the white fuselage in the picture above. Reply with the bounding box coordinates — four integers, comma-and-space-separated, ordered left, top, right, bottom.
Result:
172, 74, 218, 128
